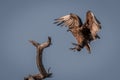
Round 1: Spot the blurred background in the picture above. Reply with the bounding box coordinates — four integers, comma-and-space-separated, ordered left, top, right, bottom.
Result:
0, 0, 120, 80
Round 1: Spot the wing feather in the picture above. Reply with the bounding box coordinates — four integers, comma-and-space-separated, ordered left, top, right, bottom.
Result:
54, 13, 85, 46
54, 13, 83, 28
85, 10, 101, 40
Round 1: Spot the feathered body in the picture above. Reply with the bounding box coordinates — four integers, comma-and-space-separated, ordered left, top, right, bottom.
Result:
54, 10, 101, 53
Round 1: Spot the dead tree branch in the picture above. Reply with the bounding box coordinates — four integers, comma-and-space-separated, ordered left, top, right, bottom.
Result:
24, 37, 52, 80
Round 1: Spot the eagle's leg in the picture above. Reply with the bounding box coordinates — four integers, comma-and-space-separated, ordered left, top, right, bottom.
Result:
69, 47, 76, 52
70, 43, 82, 51
91, 34, 100, 40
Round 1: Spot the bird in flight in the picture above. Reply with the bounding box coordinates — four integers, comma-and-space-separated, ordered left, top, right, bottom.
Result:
54, 10, 101, 53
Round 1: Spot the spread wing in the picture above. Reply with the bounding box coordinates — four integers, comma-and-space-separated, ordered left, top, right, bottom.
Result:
54, 13, 86, 46
85, 10, 101, 40
54, 13, 83, 29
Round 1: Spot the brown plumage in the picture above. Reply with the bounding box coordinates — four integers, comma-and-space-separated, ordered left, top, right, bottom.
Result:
54, 10, 101, 53
85, 10, 101, 40
24, 37, 52, 80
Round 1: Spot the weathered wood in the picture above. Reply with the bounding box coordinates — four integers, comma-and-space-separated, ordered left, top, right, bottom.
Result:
24, 37, 52, 80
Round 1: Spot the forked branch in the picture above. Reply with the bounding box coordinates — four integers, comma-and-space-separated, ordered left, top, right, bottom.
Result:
24, 37, 52, 80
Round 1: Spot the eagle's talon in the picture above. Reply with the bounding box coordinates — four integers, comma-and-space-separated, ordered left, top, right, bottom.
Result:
70, 45, 81, 52
69, 48, 76, 52
72, 43, 78, 46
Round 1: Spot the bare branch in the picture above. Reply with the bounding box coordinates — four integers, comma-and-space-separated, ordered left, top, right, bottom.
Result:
25, 37, 52, 80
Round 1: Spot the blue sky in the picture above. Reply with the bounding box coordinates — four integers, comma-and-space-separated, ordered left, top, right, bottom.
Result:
0, 0, 120, 80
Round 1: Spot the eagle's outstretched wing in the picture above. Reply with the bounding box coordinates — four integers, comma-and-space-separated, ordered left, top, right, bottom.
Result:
54, 13, 85, 44
54, 13, 83, 29
85, 10, 101, 40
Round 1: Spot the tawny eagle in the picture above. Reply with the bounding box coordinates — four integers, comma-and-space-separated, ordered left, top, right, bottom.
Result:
54, 10, 101, 53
